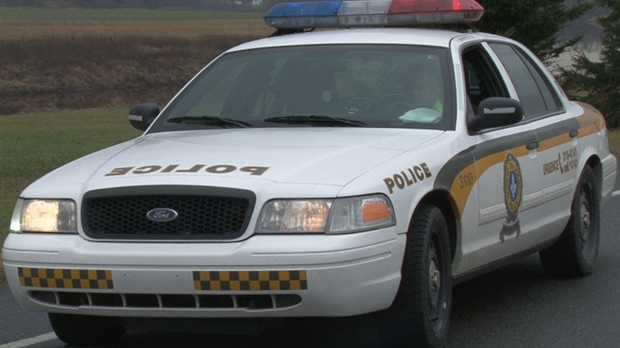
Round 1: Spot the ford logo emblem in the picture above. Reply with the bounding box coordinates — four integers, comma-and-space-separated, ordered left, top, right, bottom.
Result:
147, 208, 178, 222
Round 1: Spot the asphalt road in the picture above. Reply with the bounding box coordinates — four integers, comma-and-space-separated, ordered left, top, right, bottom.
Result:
1, 168, 618, 348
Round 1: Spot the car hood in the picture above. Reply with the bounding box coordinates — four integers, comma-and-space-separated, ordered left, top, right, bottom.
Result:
26, 128, 443, 194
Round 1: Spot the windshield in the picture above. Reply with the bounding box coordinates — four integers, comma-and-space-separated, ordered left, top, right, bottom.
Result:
149, 44, 454, 133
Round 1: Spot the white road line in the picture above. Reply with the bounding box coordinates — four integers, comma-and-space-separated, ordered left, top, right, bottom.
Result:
613, 190, 620, 197
0, 332, 57, 348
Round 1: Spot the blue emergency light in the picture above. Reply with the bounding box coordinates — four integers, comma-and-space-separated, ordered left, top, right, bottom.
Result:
264, 0, 485, 29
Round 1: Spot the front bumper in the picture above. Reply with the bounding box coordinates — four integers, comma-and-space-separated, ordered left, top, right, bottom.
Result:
2, 228, 405, 318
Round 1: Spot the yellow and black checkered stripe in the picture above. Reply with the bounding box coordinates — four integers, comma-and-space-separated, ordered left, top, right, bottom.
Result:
193, 270, 308, 291
18, 267, 114, 289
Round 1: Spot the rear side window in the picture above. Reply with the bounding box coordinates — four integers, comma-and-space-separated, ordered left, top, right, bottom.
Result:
489, 43, 562, 119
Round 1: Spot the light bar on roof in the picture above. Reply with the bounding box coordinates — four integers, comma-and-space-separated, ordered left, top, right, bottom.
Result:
264, 0, 484, 29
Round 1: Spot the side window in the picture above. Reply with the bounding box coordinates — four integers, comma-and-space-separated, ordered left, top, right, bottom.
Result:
462, 45, 509, 113
489, 43, 562, 119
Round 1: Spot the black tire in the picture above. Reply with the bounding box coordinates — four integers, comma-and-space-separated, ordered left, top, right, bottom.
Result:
380, 204, 452, 348
540, 165, 600, 276
49, 313, 125, 346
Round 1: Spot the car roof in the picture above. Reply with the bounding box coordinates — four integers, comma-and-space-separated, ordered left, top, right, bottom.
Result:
227, 27, 490, 52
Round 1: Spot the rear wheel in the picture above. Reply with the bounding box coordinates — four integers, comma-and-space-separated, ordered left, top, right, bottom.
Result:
49, 313, 125, 346
380, 204, 452, 348
540, 165, 600, 276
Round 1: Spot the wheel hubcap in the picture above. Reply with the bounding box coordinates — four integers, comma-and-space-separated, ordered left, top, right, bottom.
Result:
428, 239, 442, 320
427, 236, 447, 334
580, 196, 591, 243
429, 258, 440, 307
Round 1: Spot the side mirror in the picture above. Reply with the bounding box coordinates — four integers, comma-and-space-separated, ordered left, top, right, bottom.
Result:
129, 103, 160, 131
468, 97, 524, 133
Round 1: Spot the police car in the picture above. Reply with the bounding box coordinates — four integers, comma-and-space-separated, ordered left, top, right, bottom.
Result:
3, 1, 617, 347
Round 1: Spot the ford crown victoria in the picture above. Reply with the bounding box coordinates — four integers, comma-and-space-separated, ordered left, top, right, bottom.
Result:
3, 1, 617, 347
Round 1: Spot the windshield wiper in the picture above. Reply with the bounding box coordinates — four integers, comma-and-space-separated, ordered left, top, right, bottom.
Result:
167, 116, 251, 128
263, 115, 367, 127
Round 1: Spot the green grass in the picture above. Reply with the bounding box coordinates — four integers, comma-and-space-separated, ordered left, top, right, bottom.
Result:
0, 8, 263, 22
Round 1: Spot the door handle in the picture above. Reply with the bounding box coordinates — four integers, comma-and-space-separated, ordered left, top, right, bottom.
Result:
569, 129, 579, 138
526, 140, 539, 150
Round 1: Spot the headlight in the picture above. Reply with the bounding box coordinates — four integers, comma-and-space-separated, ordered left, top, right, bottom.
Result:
10, 199, 77, 233
257, 195, 395, 234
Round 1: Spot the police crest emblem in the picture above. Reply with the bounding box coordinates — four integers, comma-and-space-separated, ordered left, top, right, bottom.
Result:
500, 152, 522, 242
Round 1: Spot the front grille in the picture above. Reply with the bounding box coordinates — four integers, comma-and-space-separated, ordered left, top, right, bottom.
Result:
82, 186, 255, 240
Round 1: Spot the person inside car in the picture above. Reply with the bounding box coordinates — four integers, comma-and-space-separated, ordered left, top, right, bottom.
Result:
399, 67, 444, 123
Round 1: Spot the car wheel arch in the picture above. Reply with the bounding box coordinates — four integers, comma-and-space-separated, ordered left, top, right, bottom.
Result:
586, 155, 603, 189
412, 190, 459, 260
578, 153, 603, 200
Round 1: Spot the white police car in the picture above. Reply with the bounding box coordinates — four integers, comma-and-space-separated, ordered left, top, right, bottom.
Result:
3, 1, 617, 347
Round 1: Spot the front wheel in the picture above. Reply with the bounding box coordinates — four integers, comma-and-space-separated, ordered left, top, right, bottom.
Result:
49, 313, 125, 346
540, 165, 600, 276
380, 204, 452, 348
